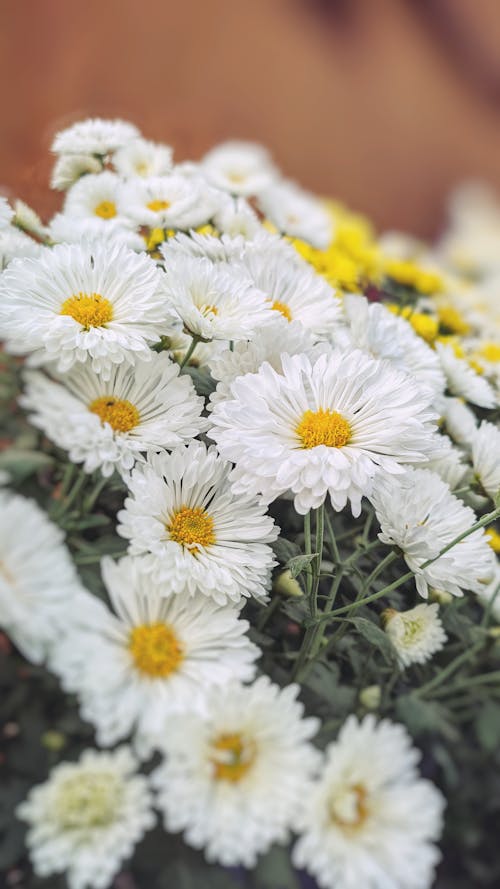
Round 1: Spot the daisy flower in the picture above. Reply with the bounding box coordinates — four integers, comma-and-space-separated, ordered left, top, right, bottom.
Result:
63, 172, 129, 224
50, 152, 103, 190
151, 677, 319, 866
117, 440, 278, 604
370, 467, 495, 598
438, 394, 478, 447
48, 213, 144, 251
52, 117, 140, 156
335, 294, 446, 400
239, 245, 342, 337
50, 556, 259, 750
435, 341, 496, 408
213, 194, 263, 239
383, 603, 447, 668
416, 436, 468, 490
0, 490, 89, 663
162, 254, 273, 342
17, 746, 155, 889
113, 138, 173, 178
257, 179, 332, 249
0, 241, 169, 379
0, 196, 13, 228
21, 352, 205, 477
471, 420, 500, 501
201, 141, 278, 196
0, 227, 44, 270
209, 349, 438, 516
293, 715, 444, 889
120, 174, 220, 230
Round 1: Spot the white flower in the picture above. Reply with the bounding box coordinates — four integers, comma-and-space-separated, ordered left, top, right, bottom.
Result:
0, 491, 89, 663
52, 117, 140, 155
438, 395, 477, 447
293, 715, 444, 889
257, 179, 332, 249
475, 562, 500, 621
17, 746, 155, 889
383, 603, 447, 668
0, 241, 169, 379
51, 153, 103, 190
120, 174, 221, 230
471, 420, 500, 500
213, 194, 263, 238
201, 141, 278, 196
162, 254, 273, 341
0, 196, 13, 228
239, 245, 342, 337
50, 556, 259, 750
336, 294, 446, 400
436, 342, 496, 408
117, 440, 278, 604
113, 138, 173, 177
420, 437, 469, 490
63, 172, 130, 224
48, 213, 144, 251
208, 317, 316, 408
371, 467, 495, 598
13, 200, 47, 238
151, 677, 319, 866
21, 353, 205, 477
209, 349, 438, 516
0, 227, 44, 270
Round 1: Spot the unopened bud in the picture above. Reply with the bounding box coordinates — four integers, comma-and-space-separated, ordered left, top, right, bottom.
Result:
359, 685, 381, 710
273, 569, 303, 598
41, 730, 66, 752
429, 588, 453, 605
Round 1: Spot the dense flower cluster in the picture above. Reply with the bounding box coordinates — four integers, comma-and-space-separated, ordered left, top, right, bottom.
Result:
1, 118, 500, 889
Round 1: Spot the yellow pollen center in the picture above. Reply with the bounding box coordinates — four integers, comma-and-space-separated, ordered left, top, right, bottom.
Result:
227, 171, 246, 184
479, 342, 500, 363
271, 300, 292, 321
89, 396, 140, 433
330, 783, 369, 831
60, 292, 113, 329
94, 200, 117, 219
211, 733, 256, 782
54, 771, 123, 829
168, 506, 216, 551
147, 199, 171, 212
128, 622, 184, 677
486, 528, 500, 554
296, 408, 351, 449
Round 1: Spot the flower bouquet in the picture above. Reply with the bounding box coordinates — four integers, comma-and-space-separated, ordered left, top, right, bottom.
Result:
1, 118, 500, 889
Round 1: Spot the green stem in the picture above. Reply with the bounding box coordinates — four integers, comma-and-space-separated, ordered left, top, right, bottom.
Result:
324, 509, 340, 564
82, 474, 109, 513
256, 595, 281, 632
415, 640, 485, 697
429, 671, 500, 699
179, 335, 201, 369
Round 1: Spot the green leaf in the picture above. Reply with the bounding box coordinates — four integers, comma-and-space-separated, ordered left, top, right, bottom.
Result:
475, 702, 500, 752
304, 660, 340, 704
253, 844, 300, 889
347, 616, 396, 664
396, 695, 458, 741
272, 537, 301, 565
286, 552, 319, 578
0, 448, 53, 481
183, 365, 216, 397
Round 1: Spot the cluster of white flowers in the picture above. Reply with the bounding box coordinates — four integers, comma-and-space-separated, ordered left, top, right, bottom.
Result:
2, 117, 500, 889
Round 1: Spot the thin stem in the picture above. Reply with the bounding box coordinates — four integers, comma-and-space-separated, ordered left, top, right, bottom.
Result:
82, 474, 108, 513
179, 334, 201, 369
310, 505, 325, 619
52, 469, 88, 519
256, 595, 281, 632
324, 509, 340, 564
415, 640, 485, 697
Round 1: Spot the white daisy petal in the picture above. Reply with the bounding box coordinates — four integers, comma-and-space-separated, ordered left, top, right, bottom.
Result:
52, 117, 140, 156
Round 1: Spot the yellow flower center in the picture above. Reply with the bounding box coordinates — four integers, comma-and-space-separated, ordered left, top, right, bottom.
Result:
94, 200, 117, 219
486, 528, 500, 554
54, 771, 123, 829
479, 342, 500, 363
330, 783, 369, 831
128, 622, 184, 677
271, 300, 292, 322
168, 506, 216, 551
296, 409, 351, 449
210, 732, 256, 782
88, 396, 140, 433
147, 199, 171, 212
60, 292, 113, 329
437, 304, 470, 336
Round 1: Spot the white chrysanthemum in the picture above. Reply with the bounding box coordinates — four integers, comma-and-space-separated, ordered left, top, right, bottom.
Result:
475, 563, 500, 621
0, 241, 169, 379
117, 441, 278, 604
50, 152, 103, 190
293, 715, 444, 889
120, 174, 221, 230
213, 195, 263, 238
113, 138, 173, 177
48, 212, 144, 251
438, 394, 478, 447
201, 141, 278, 196
208, 317, 316, 408
52, 117, 140, 155
63, 172, 130, 224
412, 433, 468, 490
21, 353, 205, 477
0, 227, 44, 270
239, 246, 342, 337
152, 677, 319, 866
209, 349, 438, 516
162, 254, 273, 341
471, 420, 500, 501
383, 603, 447, 668
371, 467, 495, 598
50, 556, 259, 750
0, 491, 88, 663
336, 294, 446, 400
436, 342, 496, 408
257, 179, 332, 249
17, 746, 155, 889
0, 196, 13, 228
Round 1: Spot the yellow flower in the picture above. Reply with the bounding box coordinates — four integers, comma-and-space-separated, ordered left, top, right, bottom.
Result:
384, 258, 443, 295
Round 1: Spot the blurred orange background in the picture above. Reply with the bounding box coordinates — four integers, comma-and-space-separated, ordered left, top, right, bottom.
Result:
2, 0, 500, 237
